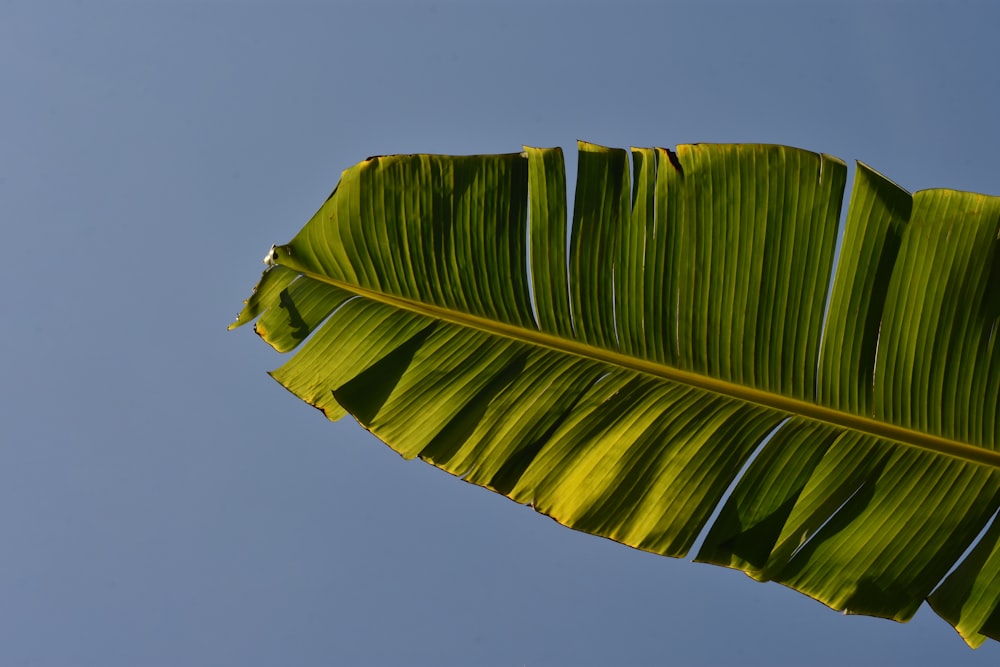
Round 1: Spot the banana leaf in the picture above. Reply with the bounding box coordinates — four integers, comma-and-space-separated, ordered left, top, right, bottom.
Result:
231, 142, 1000, 647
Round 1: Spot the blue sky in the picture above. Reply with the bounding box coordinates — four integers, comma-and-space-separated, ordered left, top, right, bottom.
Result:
4, 1, 1000, 665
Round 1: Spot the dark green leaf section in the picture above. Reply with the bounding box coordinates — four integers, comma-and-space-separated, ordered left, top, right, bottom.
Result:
662, 145, 844, 399
931, 512, 1000, 648
699, 425, 1000, 622
525, 147, 572, 337
232, 142, 1000, 647
874, 189, 1000, 444
570, 142, 627, 349
619, 147, 655, 359
818, 163, 910, 415
280, 153, 535, 329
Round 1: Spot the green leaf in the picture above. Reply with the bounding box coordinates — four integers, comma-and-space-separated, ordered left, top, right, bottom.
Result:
231, 143, 1000, 647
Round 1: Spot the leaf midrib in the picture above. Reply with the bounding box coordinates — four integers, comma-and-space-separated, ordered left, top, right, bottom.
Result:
283, 258, 1000, 471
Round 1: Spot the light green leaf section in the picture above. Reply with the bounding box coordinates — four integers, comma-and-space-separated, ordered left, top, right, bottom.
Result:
231, 143, 1000, 646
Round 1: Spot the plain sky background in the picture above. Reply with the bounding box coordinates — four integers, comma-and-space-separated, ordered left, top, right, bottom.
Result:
4, 1, 1000, 665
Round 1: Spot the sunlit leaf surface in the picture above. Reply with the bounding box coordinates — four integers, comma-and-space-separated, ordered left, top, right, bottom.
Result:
232, 143, 1000, 647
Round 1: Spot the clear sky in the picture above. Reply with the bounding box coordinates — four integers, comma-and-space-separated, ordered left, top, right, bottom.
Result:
4, 1, 1000, 665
